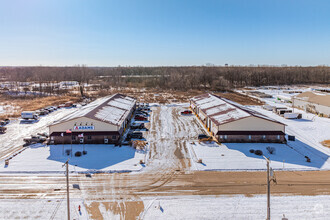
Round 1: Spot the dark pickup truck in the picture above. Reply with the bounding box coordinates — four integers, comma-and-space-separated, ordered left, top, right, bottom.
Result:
131, 123, 145, 130
198, 134, 211, 140
135, 115, 148, 121
127, 132, 143, 140
23, 135, 47, 145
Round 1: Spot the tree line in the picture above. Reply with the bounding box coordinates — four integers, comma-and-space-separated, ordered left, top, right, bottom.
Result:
0, 66, 329, 95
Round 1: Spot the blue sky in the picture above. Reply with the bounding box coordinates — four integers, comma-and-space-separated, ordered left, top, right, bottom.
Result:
0, 0, 329, 66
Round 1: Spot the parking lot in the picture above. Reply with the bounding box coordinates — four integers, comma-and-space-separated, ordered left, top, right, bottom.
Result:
0, 107, 76, 161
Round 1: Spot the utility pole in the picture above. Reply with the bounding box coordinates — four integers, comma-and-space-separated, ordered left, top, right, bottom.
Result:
267, 159, 270, 220
263, 156, 271, 220
63, 159, 70, 220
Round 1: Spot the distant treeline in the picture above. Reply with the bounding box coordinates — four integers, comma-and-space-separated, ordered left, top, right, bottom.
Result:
0, 66, 329, 92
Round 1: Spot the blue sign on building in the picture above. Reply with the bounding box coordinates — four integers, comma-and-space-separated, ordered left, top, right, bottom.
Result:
73, 126, 95, 130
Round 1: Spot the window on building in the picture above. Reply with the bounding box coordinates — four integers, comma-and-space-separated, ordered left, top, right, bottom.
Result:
248, 135, 251, 140
220, 135, 223, 139
87, 136, 92, 140
277, 135, 280, 140
112, 135, 117, 140
263, 135, 266, 139
51, 136, 54, 140
224, 135, 227, 139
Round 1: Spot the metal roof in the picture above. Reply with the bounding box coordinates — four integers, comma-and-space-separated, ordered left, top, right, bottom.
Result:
53, 93, 136, 126
191, 93, 284, 126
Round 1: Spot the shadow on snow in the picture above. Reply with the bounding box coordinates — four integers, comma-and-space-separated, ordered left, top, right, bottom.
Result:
225, 138, 329, 169
47, 144, 136, 170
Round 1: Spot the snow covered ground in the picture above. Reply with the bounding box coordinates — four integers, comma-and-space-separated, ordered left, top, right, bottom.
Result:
0, 104, 21, 115
1, 194, 329, 219
0, 198, 87, 220
248, 105, 330, 149
189, 141, 330, 171
0, 144, 146, 173
0, 107, 78, 160
239, 87, 311, 104
141, 195, 330, 220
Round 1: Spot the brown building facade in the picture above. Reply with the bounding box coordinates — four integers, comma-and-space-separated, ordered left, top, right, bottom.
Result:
49, 94, 136, 145
191, 93, 286, 143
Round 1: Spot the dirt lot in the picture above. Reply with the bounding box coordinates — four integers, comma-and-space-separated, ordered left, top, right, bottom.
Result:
0, 94, 81, 119
214, 91, 264, 105
0, 89, 260, 120
97, 88, 263, 105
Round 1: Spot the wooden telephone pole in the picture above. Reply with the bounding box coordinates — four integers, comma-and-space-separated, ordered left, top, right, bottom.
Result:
266, 158, 270, 220
263, 156, 275, 220
63, 159, 70, 220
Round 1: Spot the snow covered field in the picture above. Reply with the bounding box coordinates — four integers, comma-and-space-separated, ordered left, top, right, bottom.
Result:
189, 141, 330, 171
248, 105, 330, 151
0, 144, 146, 173
1, 194, 329, 219
141, 195, 330, 220
0, 104, 20, 115
0, 199, 87, 220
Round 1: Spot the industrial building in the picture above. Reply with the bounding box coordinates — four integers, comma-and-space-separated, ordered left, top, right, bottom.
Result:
190, 93, 286, 143
292, 91, 330, 117
49, 93, 136, 144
